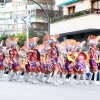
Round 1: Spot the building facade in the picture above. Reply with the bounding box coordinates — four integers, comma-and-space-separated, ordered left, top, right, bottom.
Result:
0, 0, 54, 35
50, 0, 100, 41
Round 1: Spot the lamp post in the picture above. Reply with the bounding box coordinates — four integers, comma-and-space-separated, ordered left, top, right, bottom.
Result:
25, 0, 50, 49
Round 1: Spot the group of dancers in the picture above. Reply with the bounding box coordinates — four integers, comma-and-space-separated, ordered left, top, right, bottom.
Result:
0, 35, 100, 86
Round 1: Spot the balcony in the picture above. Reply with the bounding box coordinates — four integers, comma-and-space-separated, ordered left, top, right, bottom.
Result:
50, 9, 100, 35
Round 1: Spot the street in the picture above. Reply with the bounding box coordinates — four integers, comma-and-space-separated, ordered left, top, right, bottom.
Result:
0, 75, 100, 100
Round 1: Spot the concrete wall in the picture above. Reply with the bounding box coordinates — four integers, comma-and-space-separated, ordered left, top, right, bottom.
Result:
50, 14, 100, 35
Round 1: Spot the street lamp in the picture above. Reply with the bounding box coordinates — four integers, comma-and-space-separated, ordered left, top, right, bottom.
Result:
25, 0, 50, 49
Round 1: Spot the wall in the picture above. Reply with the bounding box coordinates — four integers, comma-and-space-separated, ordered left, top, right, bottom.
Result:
50, 14, 100, 35
63, 0, 91, 15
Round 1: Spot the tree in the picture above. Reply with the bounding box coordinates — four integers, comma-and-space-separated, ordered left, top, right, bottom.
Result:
15, 33, 26, 48
29, 27, 39, 38
0, 33, 9, 46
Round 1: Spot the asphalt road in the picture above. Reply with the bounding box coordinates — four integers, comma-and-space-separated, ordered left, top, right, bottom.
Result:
0, 75, 100, 100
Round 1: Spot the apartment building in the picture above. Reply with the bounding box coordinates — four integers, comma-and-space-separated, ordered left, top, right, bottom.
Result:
0, 0, 55, 34
50, 0, 100, 41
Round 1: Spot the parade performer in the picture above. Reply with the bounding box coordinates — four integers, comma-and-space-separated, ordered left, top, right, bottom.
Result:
44, 44, 53, 83
37, 43, 47, 82
25, 37, 40, 83
47, 35, 61, 85
75, 41, 89, 85
88, 35, 100, 85
63, 39, 77, 85
42, 35, 53, 83
6, 36, 21, 81
0, 40, 5, 79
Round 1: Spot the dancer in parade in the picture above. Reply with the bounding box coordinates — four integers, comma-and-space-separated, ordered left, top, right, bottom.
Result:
24, 37, 40, 83
0, 34, 99, 86
75, 41, 89, 85
6, 36, 21, 81
0, 40, 5, 79
88, 35, 100, 85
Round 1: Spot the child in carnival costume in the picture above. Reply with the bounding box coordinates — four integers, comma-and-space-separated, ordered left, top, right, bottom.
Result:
74, 41, 89, 85
36, 43, 47, 82
25, 37, 40, 84
63, 39, 77, 85
88, 35, 100, 85
44, 34, 60, 85
0, 40, 5, 79
6, 36, 21, 81
42, 35, 53, 83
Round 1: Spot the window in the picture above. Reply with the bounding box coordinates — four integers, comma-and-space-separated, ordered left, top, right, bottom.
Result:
67, 35, 73, 39
68, 6, 75, 14
0, 13, 4, 20
4, 12, 12, 20
0, 0, 5, 4
18, 24, 23, 30
81, 33, 84, 39
0, 24, 12, 32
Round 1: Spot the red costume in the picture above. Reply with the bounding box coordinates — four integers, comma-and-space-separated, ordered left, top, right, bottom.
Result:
88, 35, 98, 72
0, 50, 5, 70
9, 48, 20, 72
26, 49, 40, 72
75, 52, 87, 74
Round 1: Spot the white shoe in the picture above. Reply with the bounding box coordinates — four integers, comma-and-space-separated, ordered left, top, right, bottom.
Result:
45, 74, 51, 83
53, 81, 59, 86
70, 82, 75, 86
32, 80, 38, 84
83, 81, 89, 85
46, 78, 51, 83
94, 81, 100, 85
76, 81, 80, 85
89, 81, 92, 85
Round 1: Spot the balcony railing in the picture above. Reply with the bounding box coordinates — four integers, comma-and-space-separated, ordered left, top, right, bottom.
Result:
51, 9, 100, 23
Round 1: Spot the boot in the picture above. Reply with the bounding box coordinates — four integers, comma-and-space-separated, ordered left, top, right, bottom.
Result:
82, 74, 89, 85
37, 72, 41, 80
61, 74, 66, 85
32, 72, 38, 84
40, 73, 45, 82
16, 71, 21, 80
9, 72, 15, 81
0, 70, 4, 79
89, 72, 93, 85
45, 73, 52, 83
26, 72, 31, 82
76, 74, 81, 85
52, 72, 59, 86
56, 74, 61, 84
94, 71, 100, 85
70, 74, 74, 86
23, 72, 27, 81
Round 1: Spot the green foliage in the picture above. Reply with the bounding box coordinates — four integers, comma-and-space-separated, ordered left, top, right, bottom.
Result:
29, 27, 39, 38
38, 33, 46, 45
0, 33, 10, 46
15, 33, 26, 48
28, 27, 45, 45
51, 10, 90, 23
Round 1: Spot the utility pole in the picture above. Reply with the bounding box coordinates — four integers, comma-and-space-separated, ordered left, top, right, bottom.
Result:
26, 0, 29, 49
16, 0, 18, 34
